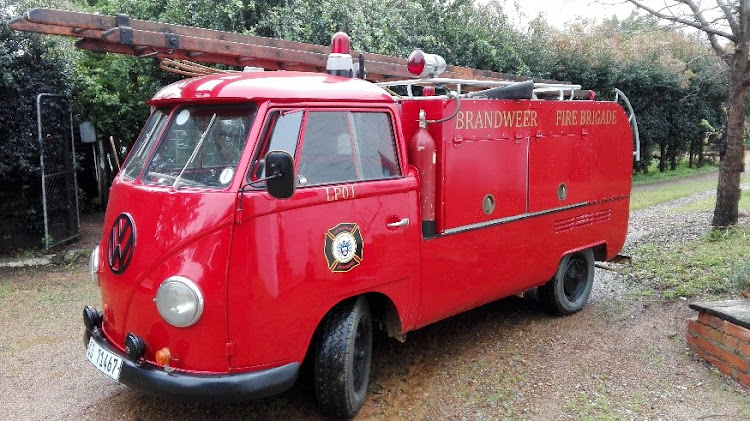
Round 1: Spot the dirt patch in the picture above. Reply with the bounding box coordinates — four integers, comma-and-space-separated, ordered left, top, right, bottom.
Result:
2, 180, 750, 419
358, 293, 750, 420
1, 265, 748, 420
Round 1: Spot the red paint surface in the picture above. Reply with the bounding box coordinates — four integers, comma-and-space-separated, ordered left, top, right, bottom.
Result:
94, 72, 633, 378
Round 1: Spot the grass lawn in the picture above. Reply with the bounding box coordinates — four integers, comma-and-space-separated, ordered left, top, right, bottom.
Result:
671, 188, 750, 213
630, 159, 749, 211
632, 161, 718, 187
626, 161, 750, 300
629, 178, 719, 211
627, 227, 750, 299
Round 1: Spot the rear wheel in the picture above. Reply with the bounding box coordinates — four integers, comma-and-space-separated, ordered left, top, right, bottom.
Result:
538, 249, 595, 315
314, 296, 373, 418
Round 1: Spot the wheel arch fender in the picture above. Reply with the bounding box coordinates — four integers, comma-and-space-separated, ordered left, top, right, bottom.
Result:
309, 292, 405, 349
591, 242, 608, 261
362, 292, 405, 341
559, 241, 607, 264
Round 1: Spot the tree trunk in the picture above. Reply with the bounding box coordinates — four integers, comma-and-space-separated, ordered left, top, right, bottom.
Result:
669, 144, 677, 170
712, 54, 749, 227
659, 143, 666, 172
689, 140, 695, 168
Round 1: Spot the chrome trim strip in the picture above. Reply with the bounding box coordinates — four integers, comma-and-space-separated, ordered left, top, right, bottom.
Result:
441, 196, 629, 236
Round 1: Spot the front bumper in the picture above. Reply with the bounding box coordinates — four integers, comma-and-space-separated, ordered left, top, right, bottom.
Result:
84, 328, 299, 403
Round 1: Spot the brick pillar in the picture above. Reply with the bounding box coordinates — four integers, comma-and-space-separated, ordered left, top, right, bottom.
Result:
687, 312, 750, 387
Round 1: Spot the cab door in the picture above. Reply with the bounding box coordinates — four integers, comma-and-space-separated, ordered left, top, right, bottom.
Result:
227, 107, 419, 369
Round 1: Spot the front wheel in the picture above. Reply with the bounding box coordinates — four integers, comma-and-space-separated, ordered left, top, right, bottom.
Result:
538, 249, 595, 316
314, 296, 373, 418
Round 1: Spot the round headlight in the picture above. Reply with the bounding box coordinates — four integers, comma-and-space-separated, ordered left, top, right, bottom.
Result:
89, 246, 100, 285
154, 276, 204, 328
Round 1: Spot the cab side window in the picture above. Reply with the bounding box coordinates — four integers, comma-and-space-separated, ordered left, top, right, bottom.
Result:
297, 111, 400, 186
250, 110, 303, 181
352, 112, 400, 180
267, 110, 303, 155
298, 112, 357, 185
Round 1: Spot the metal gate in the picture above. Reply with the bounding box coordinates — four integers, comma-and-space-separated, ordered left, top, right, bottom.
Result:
37, 93, 80, 249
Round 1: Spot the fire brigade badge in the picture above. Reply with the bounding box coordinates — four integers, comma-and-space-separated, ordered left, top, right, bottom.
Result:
325, 223, 363, 273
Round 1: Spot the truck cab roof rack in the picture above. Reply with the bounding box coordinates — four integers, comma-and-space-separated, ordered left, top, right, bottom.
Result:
376, 78, 592, 101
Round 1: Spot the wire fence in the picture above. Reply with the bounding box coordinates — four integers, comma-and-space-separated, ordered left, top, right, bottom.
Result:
37, 94, 80, 249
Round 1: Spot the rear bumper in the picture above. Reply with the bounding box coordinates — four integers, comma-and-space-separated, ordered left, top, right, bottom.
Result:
84, 328, 298, 403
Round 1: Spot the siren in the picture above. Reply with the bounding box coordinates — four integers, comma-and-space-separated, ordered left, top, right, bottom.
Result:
326, 32, 354, 77
407, 49, 447, 78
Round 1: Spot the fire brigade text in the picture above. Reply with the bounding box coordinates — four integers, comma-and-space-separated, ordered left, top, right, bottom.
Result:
556, 110, 618, 126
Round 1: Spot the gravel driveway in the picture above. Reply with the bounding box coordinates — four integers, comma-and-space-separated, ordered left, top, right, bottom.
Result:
1, 172, 749, 420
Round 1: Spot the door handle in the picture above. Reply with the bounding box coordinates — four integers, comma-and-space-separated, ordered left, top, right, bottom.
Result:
387, 218, 410, 228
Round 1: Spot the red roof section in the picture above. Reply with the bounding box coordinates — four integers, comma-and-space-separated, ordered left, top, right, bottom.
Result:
149, 71, 395, 105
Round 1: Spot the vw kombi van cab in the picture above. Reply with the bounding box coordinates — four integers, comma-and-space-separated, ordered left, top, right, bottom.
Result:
84, 36, 635, 418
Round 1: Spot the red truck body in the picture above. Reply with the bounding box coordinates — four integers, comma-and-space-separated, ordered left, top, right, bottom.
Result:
85, 70, 633, 413
4, 9, 635, 417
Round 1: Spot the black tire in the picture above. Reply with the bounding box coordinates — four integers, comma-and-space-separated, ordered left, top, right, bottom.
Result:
314, 296, 373, 418
538, 249, 595, 316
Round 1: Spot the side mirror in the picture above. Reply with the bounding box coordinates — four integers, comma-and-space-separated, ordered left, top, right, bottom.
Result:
265, 151, 296, 199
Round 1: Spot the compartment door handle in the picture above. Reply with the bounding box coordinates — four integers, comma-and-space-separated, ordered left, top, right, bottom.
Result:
387, 218, 410, 228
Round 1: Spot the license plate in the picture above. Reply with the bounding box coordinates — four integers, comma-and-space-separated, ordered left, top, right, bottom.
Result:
86, 337, 123, 381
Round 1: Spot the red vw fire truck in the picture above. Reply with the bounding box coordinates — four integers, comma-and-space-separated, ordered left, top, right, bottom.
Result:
11, 10, 636, 417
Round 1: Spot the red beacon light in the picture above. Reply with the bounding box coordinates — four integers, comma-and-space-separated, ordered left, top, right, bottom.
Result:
330, 31, 350, 55
407, 49, 447, 78
326, 32, 354, 78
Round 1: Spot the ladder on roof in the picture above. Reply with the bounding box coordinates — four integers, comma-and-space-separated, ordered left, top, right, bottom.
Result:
9, 8, 537, 83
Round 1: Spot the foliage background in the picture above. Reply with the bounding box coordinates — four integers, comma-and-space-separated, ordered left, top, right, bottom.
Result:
0, 0, 732, 243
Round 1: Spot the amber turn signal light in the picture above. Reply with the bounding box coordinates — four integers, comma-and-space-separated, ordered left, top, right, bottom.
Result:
155, 347, 172, 366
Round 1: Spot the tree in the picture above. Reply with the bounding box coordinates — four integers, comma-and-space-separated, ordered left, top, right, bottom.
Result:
259, 0, 523, 74
0, 1, 76, 242
623, 0, 748, 227
1, 0, 76, 185
75, 0, 260, 151
515, 15, 727, 174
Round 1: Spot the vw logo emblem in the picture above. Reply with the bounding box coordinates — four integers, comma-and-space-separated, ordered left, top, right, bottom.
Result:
108, 213, 136, 274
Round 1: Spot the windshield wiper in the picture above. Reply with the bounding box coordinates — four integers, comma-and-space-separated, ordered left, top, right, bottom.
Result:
173, 113, 217, 190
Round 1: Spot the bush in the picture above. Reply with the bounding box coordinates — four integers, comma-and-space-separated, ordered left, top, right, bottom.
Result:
0, 8, 75, 245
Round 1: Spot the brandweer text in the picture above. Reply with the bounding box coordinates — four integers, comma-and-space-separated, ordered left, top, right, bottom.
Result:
455, 110, 538, 130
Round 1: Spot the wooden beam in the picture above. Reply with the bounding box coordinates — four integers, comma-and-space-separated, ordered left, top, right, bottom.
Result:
9, 16, 103, 39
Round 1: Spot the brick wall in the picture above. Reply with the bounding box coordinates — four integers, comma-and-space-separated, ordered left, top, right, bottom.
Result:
687, 312, 750, 387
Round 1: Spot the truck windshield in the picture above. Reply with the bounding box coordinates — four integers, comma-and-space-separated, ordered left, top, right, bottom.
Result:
121, 109, 169, 181
140, 105, 256, 189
